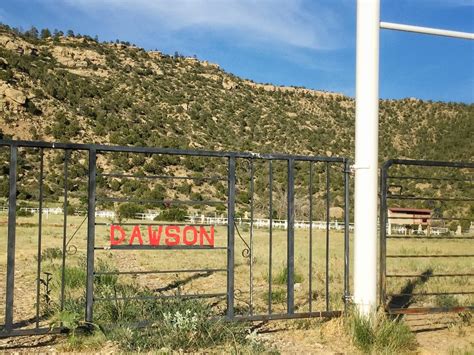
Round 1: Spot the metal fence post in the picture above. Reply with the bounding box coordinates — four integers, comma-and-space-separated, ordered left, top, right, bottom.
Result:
343, 159, 351, 312
5, 144, 17, 331
60, 150, 69, 312
379, 161, 390, 307
287, 159, 295, 314
85, 148, 97, 324
325, 162, 331, 311
226, 156, 236, 319
35, 148, 45, 328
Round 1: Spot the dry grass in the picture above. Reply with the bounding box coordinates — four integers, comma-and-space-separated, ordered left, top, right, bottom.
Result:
0, 213, 472, 351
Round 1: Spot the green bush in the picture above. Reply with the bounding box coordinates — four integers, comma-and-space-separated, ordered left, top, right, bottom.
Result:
155, 207, 188, 222
117, 203, 145, 220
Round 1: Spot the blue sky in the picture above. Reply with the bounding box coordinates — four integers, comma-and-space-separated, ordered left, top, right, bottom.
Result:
1, 0, 473, 103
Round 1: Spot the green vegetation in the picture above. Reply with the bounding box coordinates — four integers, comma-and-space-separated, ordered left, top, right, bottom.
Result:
155, 206, 188, 221
44, 257, 267, 352
273, 265, 304, 285
346, 309, 416, 353
263, 289, 287, 304
0, 24, 472, 222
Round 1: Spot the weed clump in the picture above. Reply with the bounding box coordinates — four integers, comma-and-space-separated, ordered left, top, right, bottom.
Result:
47, 258, 268, 352
263, 289, 286, 304
435, 294, 459, 308
273, 265, 304, 285
346, 309, 416, 353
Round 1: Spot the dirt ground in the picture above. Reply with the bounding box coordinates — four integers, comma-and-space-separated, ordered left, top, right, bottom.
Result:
1, 216, 473, 353
1, 313, 473, 354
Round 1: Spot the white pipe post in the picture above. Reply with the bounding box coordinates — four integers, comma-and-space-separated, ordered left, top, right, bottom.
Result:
380, 22, 474, 40
354, 0, 380, 316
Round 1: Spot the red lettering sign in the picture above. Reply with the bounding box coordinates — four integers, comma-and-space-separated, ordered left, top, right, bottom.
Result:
109, 225, 215, 247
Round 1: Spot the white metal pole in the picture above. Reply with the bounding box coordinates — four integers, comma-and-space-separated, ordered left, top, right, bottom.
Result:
354, 0, 380, 316
380, 22, 474, 40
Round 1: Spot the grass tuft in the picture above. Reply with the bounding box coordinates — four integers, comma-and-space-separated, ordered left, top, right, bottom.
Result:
273, 265, 304, 285
263, 289, 286, 304
45, 258, 269, 352
435, 294, 459, 308
346, 308, 416, 353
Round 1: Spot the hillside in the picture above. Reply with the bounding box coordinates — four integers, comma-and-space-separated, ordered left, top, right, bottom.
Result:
0, 24, 472, 159
0, 24, 472, 220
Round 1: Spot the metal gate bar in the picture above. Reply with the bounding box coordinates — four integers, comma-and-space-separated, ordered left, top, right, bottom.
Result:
380, 158, 474, 314
308, 162, 314, 312
325, 162, 330, 311
287, 158, 295, 314
60, 150, 69, 312
226, 156, 236, 319
35, 148, 44, 329
4, 144, 17, 332
267, 160, 273, 314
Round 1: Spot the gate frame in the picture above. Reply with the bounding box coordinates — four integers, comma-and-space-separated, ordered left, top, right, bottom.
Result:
379, 158, 474, 315
0, 139, 351, 337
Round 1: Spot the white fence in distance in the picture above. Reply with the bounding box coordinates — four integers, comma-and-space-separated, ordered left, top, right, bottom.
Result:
3, 207, 472, 235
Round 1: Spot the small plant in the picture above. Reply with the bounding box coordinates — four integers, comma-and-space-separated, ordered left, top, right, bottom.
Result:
263, 289, 286, 304
435, 294, 459, 308
346, 309, 416, 353
16, 208, 34, 217
273, 265, 304, 285
458, 311, 472, 326
61, 266, 86, 289
40, 247, 63, 261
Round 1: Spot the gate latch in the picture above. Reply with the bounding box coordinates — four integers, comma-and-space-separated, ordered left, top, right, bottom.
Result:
350, 164, 370, 173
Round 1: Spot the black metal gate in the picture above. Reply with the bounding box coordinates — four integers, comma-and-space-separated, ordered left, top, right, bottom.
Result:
380, 159, 474, 315
0, 139, 351, 337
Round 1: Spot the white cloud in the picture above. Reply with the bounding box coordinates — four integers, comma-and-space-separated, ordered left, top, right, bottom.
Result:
59, 0, 347, 50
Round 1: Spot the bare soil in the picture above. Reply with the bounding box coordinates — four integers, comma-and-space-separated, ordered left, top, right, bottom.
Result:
1, 314, 473, 354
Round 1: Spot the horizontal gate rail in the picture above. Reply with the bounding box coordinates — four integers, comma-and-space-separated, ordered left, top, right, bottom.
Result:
0, 139, 345, 162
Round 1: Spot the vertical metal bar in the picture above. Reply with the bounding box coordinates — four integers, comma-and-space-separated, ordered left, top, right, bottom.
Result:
268, 160, 273, 314
85, 149, 97, 324
287, 159, 295, 314
343, 159, 350, 313
325, 162, 330, 312
379, 163, 388, 308
308, 162, 314, 312
60, 150, 69, 312
226, 156, 236, 319
249, 159, 254, 315
5, 144, 17, 332
35, 148, 44, 328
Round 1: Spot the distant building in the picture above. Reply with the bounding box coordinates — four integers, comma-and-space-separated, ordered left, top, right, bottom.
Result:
387, 207, 432, 235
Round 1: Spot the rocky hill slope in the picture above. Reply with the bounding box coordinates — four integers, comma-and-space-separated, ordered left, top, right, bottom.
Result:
0, 25, 472, 220
0, 25, 472, 160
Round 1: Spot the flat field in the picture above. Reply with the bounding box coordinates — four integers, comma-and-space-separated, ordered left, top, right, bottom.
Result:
0, 214, 473, 353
